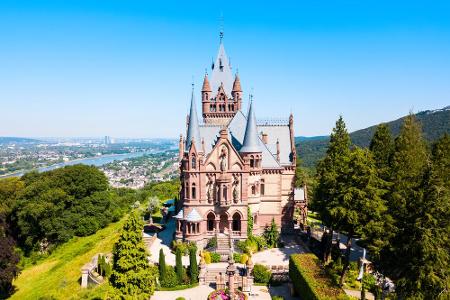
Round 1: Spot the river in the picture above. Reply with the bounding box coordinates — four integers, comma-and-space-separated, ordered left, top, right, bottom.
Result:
0, 151, 154, 178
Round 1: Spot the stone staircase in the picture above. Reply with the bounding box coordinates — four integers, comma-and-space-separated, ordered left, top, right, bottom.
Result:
216, 234, 231, 261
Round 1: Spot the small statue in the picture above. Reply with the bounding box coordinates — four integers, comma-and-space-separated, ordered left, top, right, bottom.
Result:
220, 154, 227, 171
233, 185, 239, 202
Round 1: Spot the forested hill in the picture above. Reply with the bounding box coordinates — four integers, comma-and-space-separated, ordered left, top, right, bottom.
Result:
0, 137, 41, 144
297, 106, 450, 168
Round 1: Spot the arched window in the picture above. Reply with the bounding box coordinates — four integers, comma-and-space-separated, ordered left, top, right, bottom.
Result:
191, 183, 196, 199
260, 179, 265, 196
191, 156, 196, 169
250, 156, 255, 168
251, 185, 256, 195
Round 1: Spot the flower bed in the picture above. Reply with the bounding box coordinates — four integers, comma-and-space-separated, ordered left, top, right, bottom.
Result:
207, 289, 247, 300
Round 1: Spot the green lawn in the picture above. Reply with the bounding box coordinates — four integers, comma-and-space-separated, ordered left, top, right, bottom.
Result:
11, 218, 125, 300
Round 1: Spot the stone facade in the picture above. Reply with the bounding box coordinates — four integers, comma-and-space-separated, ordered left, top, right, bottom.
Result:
176, 34, 297, 249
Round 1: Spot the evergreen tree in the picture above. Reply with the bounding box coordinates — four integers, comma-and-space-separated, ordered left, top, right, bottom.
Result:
264, 218, 279, 248
331, 148, 387, 285
369, 123, 394, 180
393, 134, 450, 298
247, 206, 253, 237
189, 247, 198, 283
158, 248, 166, 283
379, 114, 430, 297
315, 116, 351, 261
175, 247, 183, 284
110, 211, 156, 298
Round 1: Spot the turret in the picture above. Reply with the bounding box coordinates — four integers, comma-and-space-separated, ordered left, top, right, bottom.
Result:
240, 99, 262, 169
201, 73, 212, 114
231, 74, 242, 110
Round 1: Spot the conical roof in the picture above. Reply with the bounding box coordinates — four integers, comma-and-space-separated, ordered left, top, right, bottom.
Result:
185, 86, 202, 152
202, 74, 212, 92
232, 74, 242, 92
240, 100, 261, 153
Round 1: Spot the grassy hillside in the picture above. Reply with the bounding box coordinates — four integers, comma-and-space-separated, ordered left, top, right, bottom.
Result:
11, 218, 124, 300
297, 107, 450, 168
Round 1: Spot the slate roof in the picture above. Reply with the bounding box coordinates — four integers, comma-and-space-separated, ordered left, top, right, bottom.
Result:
174, 209, 183, 219
198, 110, 293, 168
185, 87, 202, 151
210, 41, 233, 96
240, 101, 261, 153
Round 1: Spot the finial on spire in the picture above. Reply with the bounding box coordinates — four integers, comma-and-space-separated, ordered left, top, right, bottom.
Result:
219, 13, 224, 42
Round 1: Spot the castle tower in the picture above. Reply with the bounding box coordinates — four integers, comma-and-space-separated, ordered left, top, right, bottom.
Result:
186, 85, 202, 152
203, 33, 242, 125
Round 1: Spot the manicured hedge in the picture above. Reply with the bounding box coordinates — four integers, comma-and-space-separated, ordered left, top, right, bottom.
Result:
289, 253, 349, 300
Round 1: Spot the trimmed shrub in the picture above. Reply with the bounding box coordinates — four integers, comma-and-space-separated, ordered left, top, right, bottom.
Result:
272, 296, 284, 300
206, 236, 217, 249
253, 264, 272, 284
171, 240, 189, 256
203, 251, 212, 264
289, 253, 348, 300
160, 266, 178, 288
240, 253, 249, 264
233, 253, 242, 263
176, 298, 186, 300
210, 252, 221, 263
189, 247, 198, 283
175, 247, 183, 283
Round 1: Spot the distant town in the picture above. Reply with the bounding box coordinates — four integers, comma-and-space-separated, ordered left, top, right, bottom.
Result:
0, 137, 178, 186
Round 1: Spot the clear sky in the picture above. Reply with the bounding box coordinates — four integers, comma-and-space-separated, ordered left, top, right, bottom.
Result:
0, 0, 449, 138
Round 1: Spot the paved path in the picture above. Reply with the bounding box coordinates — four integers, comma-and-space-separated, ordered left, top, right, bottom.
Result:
252, 235, 306, 267
147, 218, 199, 266
152, 284, 298, 300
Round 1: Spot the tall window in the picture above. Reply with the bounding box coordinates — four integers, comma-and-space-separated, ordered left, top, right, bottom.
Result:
250, 156, 255, 168
223, 185, 227, 201
191, 156, 196, 169
260, 179, 265, 196
191, 183, 196, 199
251, 185, 256, 195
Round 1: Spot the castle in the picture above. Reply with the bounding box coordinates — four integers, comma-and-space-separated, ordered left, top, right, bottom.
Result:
175, 33, 303, 249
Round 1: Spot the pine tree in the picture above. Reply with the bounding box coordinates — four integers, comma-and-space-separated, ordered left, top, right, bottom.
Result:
110, 211, 156, 298
393, 134, 450, 298
158, 248, 166, 283
247, 206, 253, 237
379, 114, 430, 297
331, 148, 387, 285
189, 247, 198, 283
315, 116, 351, 261
175, 247, 183, 284
369, 123, 394, 181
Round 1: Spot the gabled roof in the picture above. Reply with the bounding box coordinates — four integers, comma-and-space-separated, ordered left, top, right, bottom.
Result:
210, 40, 233, 96
198, 110, 286, 169
174, 209, 183, 219
185, 86, 202, 151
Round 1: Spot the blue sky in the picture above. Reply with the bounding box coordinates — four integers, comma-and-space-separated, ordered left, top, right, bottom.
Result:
0, 0, 449, 138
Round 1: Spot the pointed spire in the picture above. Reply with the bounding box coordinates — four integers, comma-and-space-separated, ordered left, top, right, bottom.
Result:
202, 73, 212, 92
240, 98, 261, 153
186, 84, 201, 152
232, 73, 242, 92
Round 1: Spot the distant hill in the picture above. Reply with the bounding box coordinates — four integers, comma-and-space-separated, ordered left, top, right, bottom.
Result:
297, 106, 450, 168
0, 137, 41, 144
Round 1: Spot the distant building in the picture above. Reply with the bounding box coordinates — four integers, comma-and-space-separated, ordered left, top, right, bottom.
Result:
104, 136, 111, 145
176, 32, 303, 249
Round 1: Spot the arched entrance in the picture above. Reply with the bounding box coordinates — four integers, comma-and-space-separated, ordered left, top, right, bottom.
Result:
219, 214, 229, 233
232, 212, 241, 232
207, 212, 215, 232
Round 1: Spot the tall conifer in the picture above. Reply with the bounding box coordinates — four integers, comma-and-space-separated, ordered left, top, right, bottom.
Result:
189, 247, 198, 283
175, 247, 183, 284
315, 116, 351, 261
158, 248, 166, 283
369, 123, 394, 181
379, 114, 429, 297
110, 211, 156, 298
